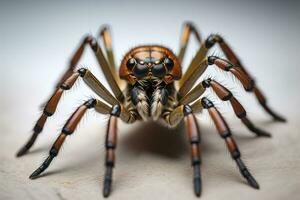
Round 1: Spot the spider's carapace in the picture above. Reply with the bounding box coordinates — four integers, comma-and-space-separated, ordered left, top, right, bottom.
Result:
119, 45, 182, 85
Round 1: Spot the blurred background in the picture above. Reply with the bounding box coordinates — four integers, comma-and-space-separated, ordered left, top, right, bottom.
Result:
1, 0, 300, 200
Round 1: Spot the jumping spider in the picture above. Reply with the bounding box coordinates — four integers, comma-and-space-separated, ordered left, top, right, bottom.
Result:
16, 22, 286, 197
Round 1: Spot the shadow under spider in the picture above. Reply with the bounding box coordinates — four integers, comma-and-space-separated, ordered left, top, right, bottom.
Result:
120, 121, 189, 159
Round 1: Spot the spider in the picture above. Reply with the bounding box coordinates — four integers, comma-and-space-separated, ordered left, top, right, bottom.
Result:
16, 22, 286, 197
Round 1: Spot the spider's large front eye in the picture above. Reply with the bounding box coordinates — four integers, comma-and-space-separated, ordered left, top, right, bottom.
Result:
126, 58, 136, 70
164, 57, 174, 71
133, 64, 148, 78
152, 64, 166, 78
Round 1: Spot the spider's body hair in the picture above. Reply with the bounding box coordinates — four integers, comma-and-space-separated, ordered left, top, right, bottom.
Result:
135, 87, 149, 121
151, 87, 164, 121
125, 79, 178, 125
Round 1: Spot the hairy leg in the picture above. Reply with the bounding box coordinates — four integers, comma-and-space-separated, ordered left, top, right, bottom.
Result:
201, 97, 259, 189
17, 68, 119, 157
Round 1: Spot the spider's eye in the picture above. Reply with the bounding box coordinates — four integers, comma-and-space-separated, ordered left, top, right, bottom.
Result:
152, 64, 166, 78
164, 57, 174, 71
126, 58, 136, 70
133, 63, 148, 78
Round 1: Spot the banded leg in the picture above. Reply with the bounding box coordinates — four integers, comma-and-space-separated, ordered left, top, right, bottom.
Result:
17, 68, 119, 157
201, 97, 259, 189
180, 78, 271, 137
206, 55, 285, 121
16, 70, 81, 157
103, 105, 120, 197
29, 99, 97, 179
184, 105, 202, 196
178, 22, 202, 63
202, 79, 271, 137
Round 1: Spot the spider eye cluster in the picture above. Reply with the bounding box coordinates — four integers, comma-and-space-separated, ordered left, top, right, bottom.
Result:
126, 58, 136, 70
163, 57, 174, 70
126, 57, 174, 79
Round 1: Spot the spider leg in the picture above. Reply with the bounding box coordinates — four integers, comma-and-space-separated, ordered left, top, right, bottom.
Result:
29, 98, 97, 179
178, 55, 285, 122
86, 35, 124, 101
180, 78, 271, 137
97, 25, 117, 80
202, 79, 271, 137
180, 32, 285, 122
177, 22, 202, 63
201, 97, 260, 189
102, 105, 120, 197
207, 55, 285, 121
17, 68, 119, 157
161, 104, 202, 196
54, 34, 124, 101
183, 105, 202, 196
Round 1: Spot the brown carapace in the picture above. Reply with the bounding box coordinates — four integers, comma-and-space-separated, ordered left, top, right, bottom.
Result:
16, 22, 286, 198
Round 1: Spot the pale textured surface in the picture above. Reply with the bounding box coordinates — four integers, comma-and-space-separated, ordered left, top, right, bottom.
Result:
1, 113, 300, 200
1, 0, 300, 200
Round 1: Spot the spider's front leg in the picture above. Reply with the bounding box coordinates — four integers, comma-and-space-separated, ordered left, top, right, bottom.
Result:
183, 106, 202, 197
103, 105, 120, 197
163, 105, 202, 196
201, 97, 259, 189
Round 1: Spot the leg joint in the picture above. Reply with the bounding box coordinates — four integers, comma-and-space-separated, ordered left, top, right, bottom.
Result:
110, 104, 121, 116
43, 110, 53, 117
201, 97, 214, 109
192, 157, 201, 165
33, 124, 43, 134
190, 136, 200, 144
207, 56, 218, 65
77, 68, 87, 77
105, 142, 116, 149
202, 79, 211, 88
60, 83, 71, 90
62, 127, 73, 135
205, 34, 223, 48
220, 130, 232, 138
231, 149, 241, 159
245, 79, 255, 92
84, 99, 97, 109
183, 105, 193, 116
49, 148, 58, 157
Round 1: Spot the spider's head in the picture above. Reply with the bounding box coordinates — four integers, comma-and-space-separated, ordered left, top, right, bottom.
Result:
119, 45, 182, 85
